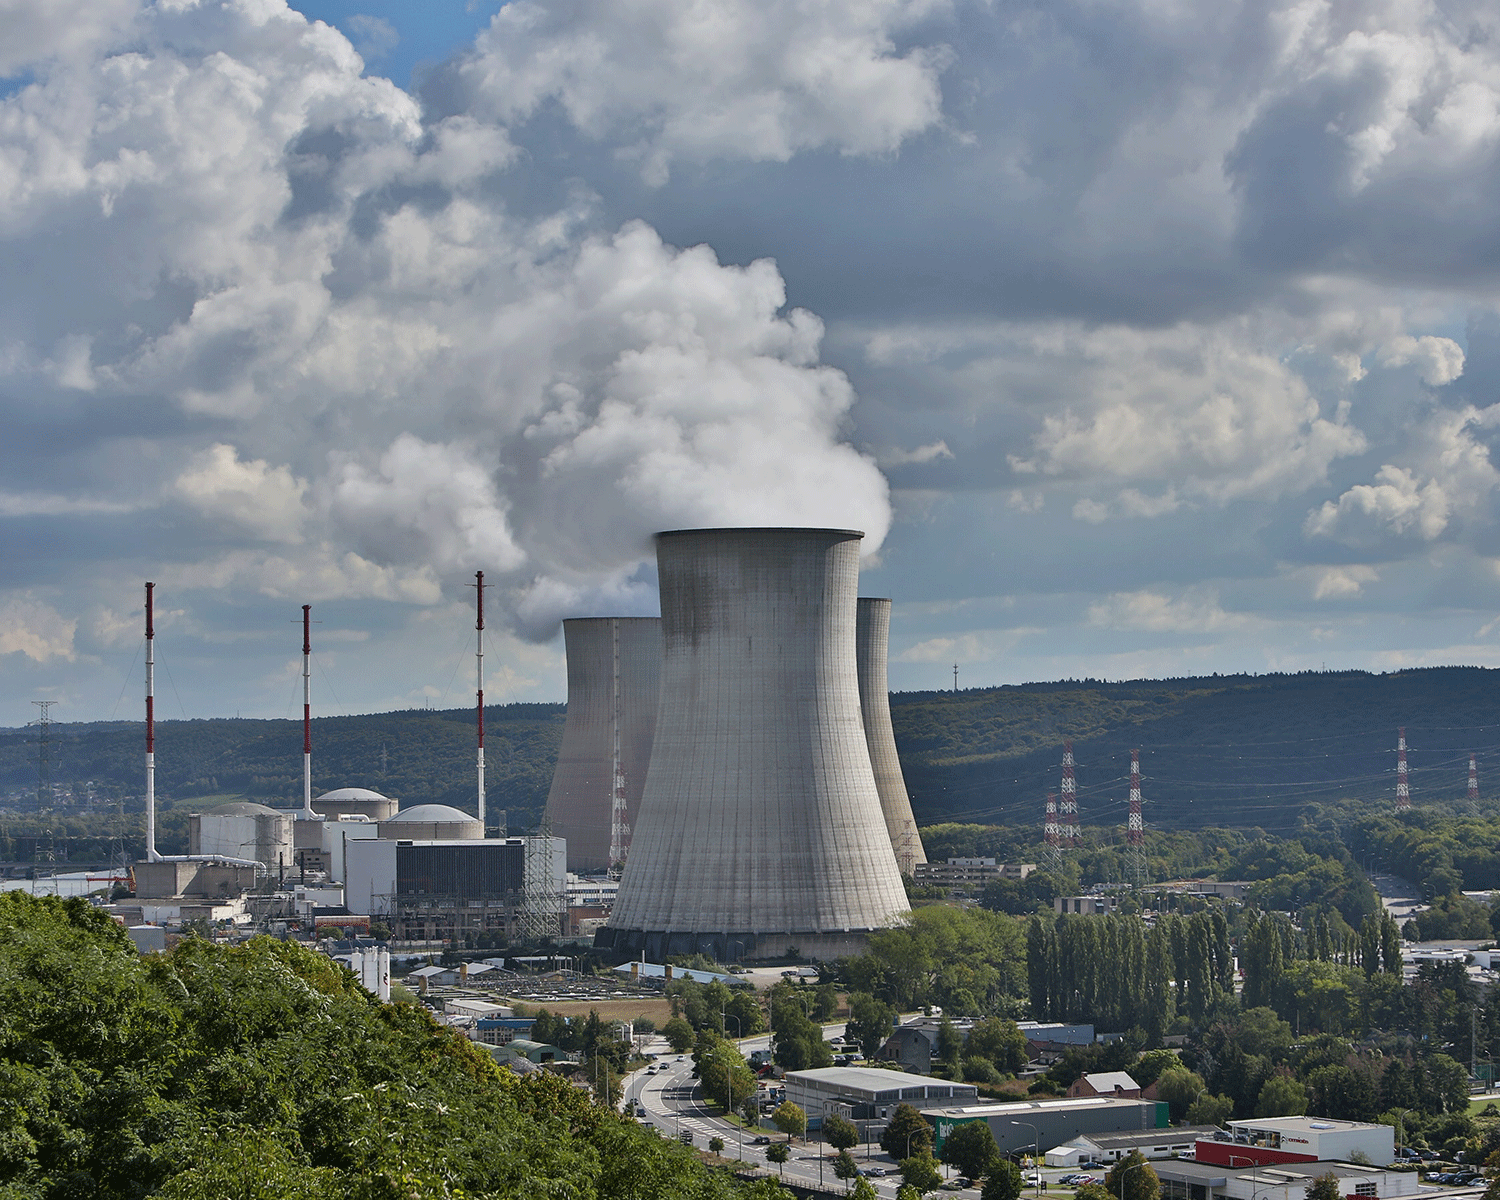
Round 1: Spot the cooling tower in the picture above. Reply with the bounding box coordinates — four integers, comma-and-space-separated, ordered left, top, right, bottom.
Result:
543, 617, 662, 873
600, 528, 910, 962
857, 598, 926, 873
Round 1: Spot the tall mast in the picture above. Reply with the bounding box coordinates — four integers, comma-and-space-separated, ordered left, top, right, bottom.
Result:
145, 582, 159, 861
302, 604, 314, 818
475, 571, 486, 837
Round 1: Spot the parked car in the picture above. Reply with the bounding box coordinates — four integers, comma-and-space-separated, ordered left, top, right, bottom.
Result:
1072, 1176, 1097, 1187
753, 1136, 771, 1145
866, 1168, 887, 1178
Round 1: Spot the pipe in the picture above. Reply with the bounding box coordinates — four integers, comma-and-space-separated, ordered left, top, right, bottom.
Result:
302, 604, 314, 819
476, 570, 486, 837
145, 582, 159, 862
152, 854, 266, 870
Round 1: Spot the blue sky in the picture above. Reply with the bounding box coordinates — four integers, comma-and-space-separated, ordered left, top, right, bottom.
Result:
5, 0, 1500, 726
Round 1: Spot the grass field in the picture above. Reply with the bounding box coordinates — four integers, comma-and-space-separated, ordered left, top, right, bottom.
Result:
502, 996, 676, 1026
1467, 1094, 1500, 1117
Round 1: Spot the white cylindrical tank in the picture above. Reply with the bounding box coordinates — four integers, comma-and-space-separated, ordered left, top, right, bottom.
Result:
857, 598, 926, 873
603, 528, 910, 961
189, 803, 293, 870
543, 617, 662, 873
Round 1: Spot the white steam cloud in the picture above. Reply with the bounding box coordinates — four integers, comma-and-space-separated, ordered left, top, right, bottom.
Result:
0, 0, 893, 640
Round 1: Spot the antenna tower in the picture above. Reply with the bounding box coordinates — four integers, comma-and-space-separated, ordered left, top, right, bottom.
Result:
29, 700, 55, 812
521, 816, 564, 944
952, 663, 958, 692
1126, 749, 1146, 887
144, 583, 159, 860
300, 604, 314, 818
1396, 727, 1410, 813
607, 620, 631, 872
474, 571, 488, 837
1043, 791, 1062, 871
1469, 752, 1479, 805
1059, 740, 1080, 846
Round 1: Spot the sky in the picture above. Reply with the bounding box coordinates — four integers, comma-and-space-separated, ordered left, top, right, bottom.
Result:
6, 0, 1500, 727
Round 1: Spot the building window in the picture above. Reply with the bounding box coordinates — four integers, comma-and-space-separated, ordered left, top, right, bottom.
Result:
1354, 1185, 1376, 1197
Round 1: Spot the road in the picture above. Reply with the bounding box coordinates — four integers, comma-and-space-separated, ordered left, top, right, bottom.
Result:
625, 1026, 990, 1197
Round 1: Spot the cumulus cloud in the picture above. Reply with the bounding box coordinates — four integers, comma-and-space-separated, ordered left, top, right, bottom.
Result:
450, 0, 951, 183
174, 444, 308, 543
0, 0, 891, 646
1087, 588, 1253, 634
879, 440, 953, 466
1312, 565, 1379, 600
0, 593, 76, 662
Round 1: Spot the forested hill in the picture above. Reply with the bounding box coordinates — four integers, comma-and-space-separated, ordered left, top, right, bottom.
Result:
894, 667, 1500, 831
5, 667, 1500, 836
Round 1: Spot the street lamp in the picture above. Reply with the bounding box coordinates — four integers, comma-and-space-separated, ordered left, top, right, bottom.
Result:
1009, 1121, 1041, 1194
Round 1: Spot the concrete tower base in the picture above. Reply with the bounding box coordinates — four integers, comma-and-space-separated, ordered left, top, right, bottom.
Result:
594, 926, 873, 963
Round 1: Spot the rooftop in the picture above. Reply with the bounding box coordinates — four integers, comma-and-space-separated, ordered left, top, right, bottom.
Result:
386, 804, 477, 823
318, 787, 392, 801
789, 1067, 975, 1093
924, 1096, 1153, 1118
1225, 1116, 1384, 1134
1084, 1127, 1221, 1150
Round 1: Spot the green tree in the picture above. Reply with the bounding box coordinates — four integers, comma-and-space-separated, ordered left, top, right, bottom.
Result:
767, 1141, 791, 1176
773, 1100, 807, 1140
1305, 1174, 1343, 1200
882, 1103, 934, 1158
1256, 1075, 1308, 1118
962, 1056, 1002, 1084
1076, 1185, 1114, 1200
814, 982, 840, 1021
940, 1121, 1001, 1180
966, 1017, 1028, 1074
853, 1177, 880, 1200
663, 1015, 696, 1051
1153, 1067, 1207, 1124
835, 1149, 861, 1188
824, 1114, 861, 1152
848, 991, 897, 1059
899, 1153, 943, 1196
981, 1159, 1023, 1200
937, 1017, 962, 1073
1104, 1152, 1160, 1200
1186, 1092, 1234, 1127
1133, 1049, 1179, 1089
709, 1136, 726, 1154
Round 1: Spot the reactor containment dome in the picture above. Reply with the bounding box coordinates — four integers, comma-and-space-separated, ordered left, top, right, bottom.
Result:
599, 527, 910, 962
543, 617, 662, 873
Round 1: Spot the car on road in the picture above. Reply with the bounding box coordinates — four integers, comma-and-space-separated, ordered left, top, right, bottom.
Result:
677, 1055, 686, 1061
753, 1136, 772, 1145
940, 1179, 967, 1190
1059, 1175, 1084, 1185
1071, 1176, 1097, 1187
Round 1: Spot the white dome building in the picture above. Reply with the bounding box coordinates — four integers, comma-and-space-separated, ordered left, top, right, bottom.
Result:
313, 787, 398, 821
377, 804, 483, 841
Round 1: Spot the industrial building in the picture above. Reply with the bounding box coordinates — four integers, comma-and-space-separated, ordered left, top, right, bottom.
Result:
1045, 1127, 1220, 1167
856, 598, 926, 873
600, 528, 910, 962
543, 617, 661, 873
1154, 1158, 1419, 1200
344, 836, 565, 941
313, 787, 398, 821
784, 1067, 977, 1129
923, 1096, 1168, 1155
913, 858, 1036, 889
1193, 1117, 1394, 1168
189, 803, 293, 873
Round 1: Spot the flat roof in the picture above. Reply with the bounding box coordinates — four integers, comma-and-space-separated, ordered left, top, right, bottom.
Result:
924, 1104, 1146, 1122
789, 1067, 977, 1094
1226, 1117, 1383, 1134
1086, 1127, 1219, 1149
1157, 1161, 1387, 1188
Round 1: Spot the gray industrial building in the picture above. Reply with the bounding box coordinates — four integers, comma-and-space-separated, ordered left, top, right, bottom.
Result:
599, 527, 911, 962
188, 802, 293, 874
543, 617, 661, 873
856, 598, 926, 873
922, 1096, 1169, 1155
344, 836, 565, 941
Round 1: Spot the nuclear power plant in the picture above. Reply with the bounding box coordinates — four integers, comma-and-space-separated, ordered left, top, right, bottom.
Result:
857, 598, 927, 875
597, 527, 912, 961
543, 618, 662, 873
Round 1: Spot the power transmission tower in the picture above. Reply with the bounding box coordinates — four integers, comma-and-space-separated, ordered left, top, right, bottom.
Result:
1126, 749, 1147, 888
1043, 792, 1062, 872
1470, 752, 1480, 805
29, 701, 55, 812
1059, 740, 1080, 846
1396, 727, 1411, 813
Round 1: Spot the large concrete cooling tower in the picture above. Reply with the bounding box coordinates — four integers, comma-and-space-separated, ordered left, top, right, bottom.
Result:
857, 597, 926, 874
543, 617, 662, 873
600, 528, 910, 962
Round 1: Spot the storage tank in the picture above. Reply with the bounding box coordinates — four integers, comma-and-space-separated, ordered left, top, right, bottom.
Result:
189, 802, 293, 873
378, 804, 483, 841
601, 527, 910, 961
857, 598, 926, 873
543, 617, 662, 873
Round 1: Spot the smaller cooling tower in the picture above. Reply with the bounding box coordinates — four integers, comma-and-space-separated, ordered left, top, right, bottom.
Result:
857, 598, 926, 873
543, 617, 662, 873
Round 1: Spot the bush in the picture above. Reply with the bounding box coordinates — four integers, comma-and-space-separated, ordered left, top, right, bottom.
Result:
962, 1056, 1002, 1084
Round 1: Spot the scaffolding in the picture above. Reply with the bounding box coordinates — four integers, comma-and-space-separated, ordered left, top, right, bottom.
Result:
521, 824, 565, 944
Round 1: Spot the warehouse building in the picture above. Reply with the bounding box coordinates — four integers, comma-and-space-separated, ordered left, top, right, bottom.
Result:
1193, 1117, 1395, 1168
923, 1096, 1168, 1154
784, 1067, 977, 1130
1155, 1158, 1419, 1200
